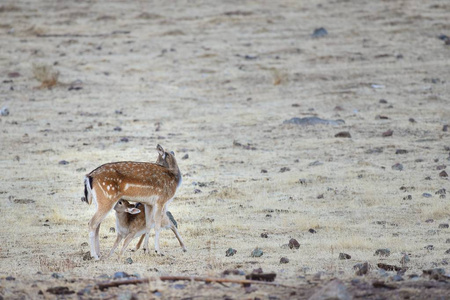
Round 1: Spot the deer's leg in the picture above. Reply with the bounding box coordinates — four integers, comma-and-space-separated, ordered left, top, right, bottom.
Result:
142, 204, 154, 254
88, 200, 116, 260
153, 204, 165, 255
120, 233, 137, 257
170, 223, 187, 252
135, 234, 145, 251
107, 235, 123, 259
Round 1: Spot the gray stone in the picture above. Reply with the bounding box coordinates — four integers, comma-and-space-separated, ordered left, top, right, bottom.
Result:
251, 248, 263, 257
374, 248, 391, 257
309, 279, 352, 300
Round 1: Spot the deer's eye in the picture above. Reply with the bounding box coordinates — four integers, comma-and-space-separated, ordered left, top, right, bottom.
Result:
118, 201, 122, 205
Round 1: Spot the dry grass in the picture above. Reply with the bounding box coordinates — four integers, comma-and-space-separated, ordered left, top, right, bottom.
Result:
0, 0, 449, 292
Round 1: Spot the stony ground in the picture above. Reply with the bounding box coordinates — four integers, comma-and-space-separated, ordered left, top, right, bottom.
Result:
1, 0, 450, 298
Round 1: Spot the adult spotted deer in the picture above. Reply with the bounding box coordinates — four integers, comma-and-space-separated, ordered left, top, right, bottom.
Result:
83, 144, 183, 260
108, 200, 186, 259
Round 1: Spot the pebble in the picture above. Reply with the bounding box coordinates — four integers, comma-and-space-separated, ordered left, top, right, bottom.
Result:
120, 137, 129, 142
309, 228, 317, 234
261, 233, 268, 238
400, 254, 410, 265
438, 224, 449, 229
280, 257, 289, 264
288, 238, 300, 249
51, 273, 64, 279
82, 251, 91, 261
435, 188, 446, 195
374, 249, 390, 257
439, 170, 448, 177
436, 165, 446, 170
424, 245, 434, 250
125, 257, 133, 264
251, 247, 263, 257
311, 27, 328, 38
335, 131, 351, 138
114, 126, 122, 131
409, 118, 416, 123
113, 272, 131, 279
391, 274, 403, 282
6, 276, 15, 281
279, 167, 290, 173
0, 107, 9, 116
422, 193, 432, 198
395, 149, 408, 154
109, 227, 115, 233
382, 129, 393, 137
354, 262, 369, 276
445, 249, 450, 254
182, 154, 189, 160
443, 125, 448, 132
225, 248, 237, 257
391, 163, 403, 171
283, 117, 344, 126
446, 239, 450, 244
339, 253, 351, 260
309, 160, 323, 166
261, 169, 268, 173
194, 189, 202, 194
58, 160, 69, 165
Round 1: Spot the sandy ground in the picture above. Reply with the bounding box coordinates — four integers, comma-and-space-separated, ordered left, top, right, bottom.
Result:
1, 0, 450, 298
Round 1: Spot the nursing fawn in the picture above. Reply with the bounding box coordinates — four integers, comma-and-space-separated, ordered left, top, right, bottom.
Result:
108, 200, 186, 259
83, 144, 184, 260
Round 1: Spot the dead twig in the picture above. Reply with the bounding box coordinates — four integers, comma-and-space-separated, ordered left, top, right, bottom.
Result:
97, 275, 296, 291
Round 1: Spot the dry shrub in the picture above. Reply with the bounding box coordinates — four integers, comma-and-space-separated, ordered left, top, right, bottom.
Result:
271, 68, 288, 85
32, 63, 59, 89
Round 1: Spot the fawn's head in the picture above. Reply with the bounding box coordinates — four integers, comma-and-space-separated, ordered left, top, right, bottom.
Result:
155, 144, 178, 170
114, 200, 141, 215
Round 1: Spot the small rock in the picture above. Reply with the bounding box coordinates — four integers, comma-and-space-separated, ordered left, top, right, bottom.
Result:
403, 195, 412, 200
52, 273, 64, 279
443, 125, 448, 132
182, 154, 189, 160
125, 257, 133, 264
279, 167, 290, 173
339, 253, 351, 260
261, 233, 268, 238
0, 107, 9, 116
436, 165, 447, 170
335, 131, 351, 138
446, 239, 450, 244
354, 262, 369, 276
439, 170, 448, 177
113, 272, 131, 279
317, 194, 324, 199
424, 245, 434, 250
308, 279, 351, 300
391, 274, 403, 282
120, 137, 129, 143
395, 149, 408, 154
374, 249, 390, 257
409, 118, 416, 123
400, 254, 410, 265
82, 252, 92, 261
309, 228, 317, 234
81, 242, 88, 247
439, 224, 449, 229
46, 287, 75, 295
435, 188, 446, 195
309, 160, 323, 166
382, 130, 393, 137
311, 27, 328, 38
280, 257, 289, 264
379, 99, 388, 104
194, 189, 202, 194
261, 169, 268, 173
58, 160, 69, 165
8, 72, 20, 78
391, 163, 403, 171
423, 268, 445, 280
109, 227, 115, 233
426, 219, 434, 223
423, 193, 432, 198
288, 238, 300, 249
114, 126, 122, 131
445, 249, 450, 254
251, 247, 263, 257
5, 276, 15, 281
226, 248, 237, 257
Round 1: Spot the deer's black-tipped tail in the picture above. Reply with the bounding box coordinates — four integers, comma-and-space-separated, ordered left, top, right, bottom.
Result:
83, 176, 93, 205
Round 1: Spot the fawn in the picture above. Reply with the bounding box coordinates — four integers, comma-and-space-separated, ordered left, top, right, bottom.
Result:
83, 144, 184, 260
108, 200, 186, 259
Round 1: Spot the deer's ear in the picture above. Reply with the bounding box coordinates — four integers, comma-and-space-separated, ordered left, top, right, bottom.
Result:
127, 208, 141, 215
170, 151, 175, 156
157, 144, 165, 158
